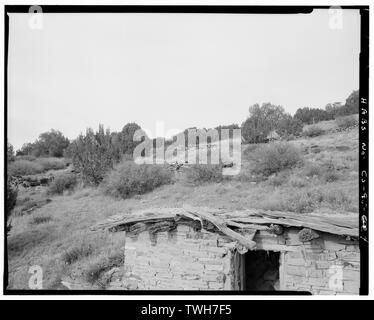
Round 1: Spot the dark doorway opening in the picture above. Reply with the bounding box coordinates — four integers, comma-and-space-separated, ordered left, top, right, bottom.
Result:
244, 250, 280, 291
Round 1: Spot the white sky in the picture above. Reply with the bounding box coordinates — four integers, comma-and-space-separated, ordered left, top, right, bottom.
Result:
8, 10, 360, 150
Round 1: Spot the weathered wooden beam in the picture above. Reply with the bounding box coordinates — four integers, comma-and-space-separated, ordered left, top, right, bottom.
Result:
183, 206, 257, 250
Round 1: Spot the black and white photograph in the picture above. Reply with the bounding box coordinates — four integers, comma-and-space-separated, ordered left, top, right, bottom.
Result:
3, 4, 369, 297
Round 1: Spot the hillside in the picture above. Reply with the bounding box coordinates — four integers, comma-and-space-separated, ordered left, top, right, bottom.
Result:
7, 124, 358, 290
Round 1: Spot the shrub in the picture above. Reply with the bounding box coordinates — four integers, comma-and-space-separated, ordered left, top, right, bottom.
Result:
285, 190, 324, 213
323, 189, 354, 211
7, 179, 18, 233
31, 215, 52, 225
241, 103, 286, 143
48, 173, 78, 195
102, 161, 173, 199
7, 143, 15, 163
251, 142, 302, 176
268, 172, 288, 187
302, 125, 325, 137
17, 129, 70, 157
243, 144, 259, 158
16, 155, 36, 161
85, 251, 124, 285
37, 157, 67, 171
276, 116, 303, 138
261, 188, 324, 213
184, 164, 223, 184
335, 116, 358, 129
303, 163, 323, 177
8, 160, 44, 176
7, 179, 17, 218
323, 171, 340, 183
289, 176, 308, 188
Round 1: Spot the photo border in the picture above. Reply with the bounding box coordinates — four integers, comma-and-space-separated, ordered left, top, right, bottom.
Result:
3, 4, 369, 296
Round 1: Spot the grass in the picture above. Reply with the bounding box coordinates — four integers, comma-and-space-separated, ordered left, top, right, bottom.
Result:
6, 127, 359, 289
61, 243, 94, 265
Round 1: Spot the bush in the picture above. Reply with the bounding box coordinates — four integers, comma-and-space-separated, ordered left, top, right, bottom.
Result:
241, 103, 286, 143
37, 157, 66, 171
268, 172, 288, 186
16, 155, 37, 161
48, 173, 78, 195
184, 164, 223, 184
323, 171, 340, 183
102, 161, 173, 199
7, 143, 15, 163
251, 142, 302, 176
30, 215, 52, 225
8, 160, 44, 176
303, 163, 323, 177
276, 116, 303, 138
289, 176, 308, 188
6, 178, 17, 233
261, 188, 324, 213
85, 251, 124, 285
336, 116, 358, 129
17, 129, 70, 157
7, 179, 17, 218
302, 125, 325, 137
243, 144, 259, 158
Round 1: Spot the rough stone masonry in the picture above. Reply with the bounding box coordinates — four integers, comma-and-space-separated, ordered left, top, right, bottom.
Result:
113, 224, 359, 294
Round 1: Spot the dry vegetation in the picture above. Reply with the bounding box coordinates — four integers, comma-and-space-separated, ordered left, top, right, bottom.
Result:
8, 157, 67, 176
7, 117, 359, 290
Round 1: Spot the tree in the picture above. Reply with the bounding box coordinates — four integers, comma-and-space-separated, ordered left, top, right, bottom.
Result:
17, 129, 70, 157
66, 125, 122, 185
276, 115, 303, 138
241, 103, 286, 143
17, 142, 34, 156
37, 129, 70, 157
7, 177, 18, 234
7, 142, 15, 162
215, 124, 240, 140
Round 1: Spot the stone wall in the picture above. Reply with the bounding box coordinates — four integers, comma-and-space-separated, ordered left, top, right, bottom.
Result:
119, 224, 360, 294
279, 228, 360, 295
122, 224, 235, 290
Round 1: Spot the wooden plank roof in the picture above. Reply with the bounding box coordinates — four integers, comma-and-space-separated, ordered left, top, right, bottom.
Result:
91, 206, 359, 241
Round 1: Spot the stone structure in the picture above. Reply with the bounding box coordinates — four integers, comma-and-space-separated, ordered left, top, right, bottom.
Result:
92, 207, 360, 295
